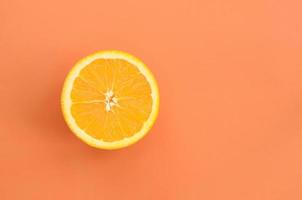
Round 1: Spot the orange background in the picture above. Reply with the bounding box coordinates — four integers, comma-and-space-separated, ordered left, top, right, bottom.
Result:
1, 0, 302, 199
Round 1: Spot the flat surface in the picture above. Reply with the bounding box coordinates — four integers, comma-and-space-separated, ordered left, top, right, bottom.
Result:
0, 0, 302, 199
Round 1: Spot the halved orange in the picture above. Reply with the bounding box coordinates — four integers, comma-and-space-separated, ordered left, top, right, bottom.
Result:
61, 50, 159, 149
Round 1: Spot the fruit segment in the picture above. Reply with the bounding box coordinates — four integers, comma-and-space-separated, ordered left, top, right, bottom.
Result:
70, 58, 153, 142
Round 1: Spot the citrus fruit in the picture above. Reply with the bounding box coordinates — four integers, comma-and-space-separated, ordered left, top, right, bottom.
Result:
61, 50, 159, 149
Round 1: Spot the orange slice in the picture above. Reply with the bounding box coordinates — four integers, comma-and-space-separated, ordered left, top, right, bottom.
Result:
61, 50, 159, 149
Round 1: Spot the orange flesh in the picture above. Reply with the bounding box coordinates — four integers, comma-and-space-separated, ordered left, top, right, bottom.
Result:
70, 59, 152, 142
